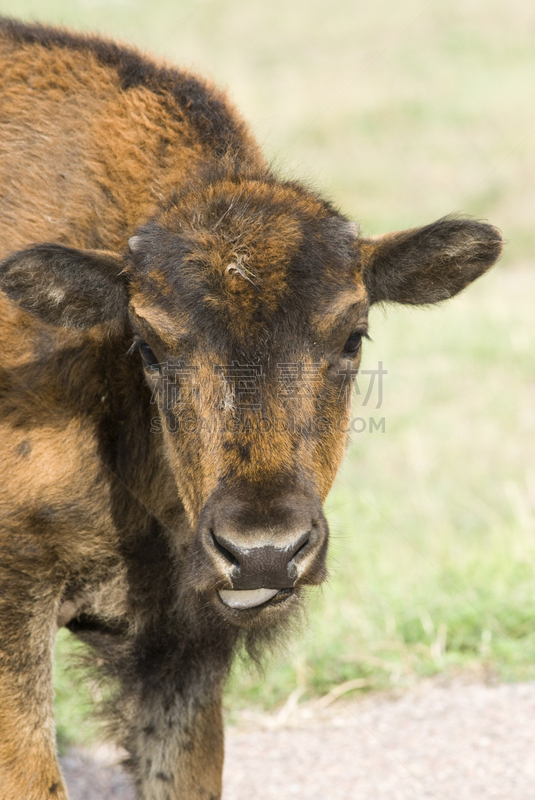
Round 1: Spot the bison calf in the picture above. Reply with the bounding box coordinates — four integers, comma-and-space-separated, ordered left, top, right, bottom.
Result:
0, 17, 502, 800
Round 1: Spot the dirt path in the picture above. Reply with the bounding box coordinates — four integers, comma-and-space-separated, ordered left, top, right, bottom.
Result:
60, 679, 535, 799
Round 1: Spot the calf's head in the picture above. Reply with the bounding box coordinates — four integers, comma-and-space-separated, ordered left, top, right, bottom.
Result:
0, 179, 502, 625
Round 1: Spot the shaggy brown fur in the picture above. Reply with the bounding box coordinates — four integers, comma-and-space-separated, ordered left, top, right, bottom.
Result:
0, 18, 502, 800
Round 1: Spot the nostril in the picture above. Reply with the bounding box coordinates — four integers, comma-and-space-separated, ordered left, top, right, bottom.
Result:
211, 531, 240, 567
288, 531, 311, 561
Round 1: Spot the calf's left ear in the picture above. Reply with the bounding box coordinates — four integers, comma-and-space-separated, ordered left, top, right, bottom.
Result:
360, 218, 503, 305
0, 243, 129, 329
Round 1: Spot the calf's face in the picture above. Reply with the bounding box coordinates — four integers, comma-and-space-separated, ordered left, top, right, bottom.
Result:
0, 180, 502, 626
126, 183, 369, 620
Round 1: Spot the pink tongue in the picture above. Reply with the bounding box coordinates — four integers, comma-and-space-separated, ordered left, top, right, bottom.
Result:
219, 588, 279, 609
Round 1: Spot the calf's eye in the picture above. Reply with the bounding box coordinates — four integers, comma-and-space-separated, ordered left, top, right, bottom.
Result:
138, 341, 159, 368
343, 332, 362, 356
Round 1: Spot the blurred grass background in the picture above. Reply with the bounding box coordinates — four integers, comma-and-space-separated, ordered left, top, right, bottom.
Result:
0, 0, 533, 744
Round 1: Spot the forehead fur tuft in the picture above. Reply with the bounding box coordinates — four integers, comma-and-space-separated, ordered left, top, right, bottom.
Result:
225, 257, 260, 290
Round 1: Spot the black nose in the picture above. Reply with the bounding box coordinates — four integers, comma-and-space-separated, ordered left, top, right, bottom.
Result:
211, 529, 310, 589
194, 486, 330, 594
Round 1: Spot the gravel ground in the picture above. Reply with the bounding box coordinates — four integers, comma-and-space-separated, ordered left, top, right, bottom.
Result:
60, 679, 535, 799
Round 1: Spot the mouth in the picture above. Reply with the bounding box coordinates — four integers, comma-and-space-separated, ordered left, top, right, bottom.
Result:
218, 587, 293, 610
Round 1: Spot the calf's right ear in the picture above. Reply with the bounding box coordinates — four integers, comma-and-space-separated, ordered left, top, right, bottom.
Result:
0, 244, 129, 329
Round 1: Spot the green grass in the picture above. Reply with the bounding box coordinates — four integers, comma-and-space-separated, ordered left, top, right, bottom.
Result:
1, 0, 532, 743
54, 630, 101, 753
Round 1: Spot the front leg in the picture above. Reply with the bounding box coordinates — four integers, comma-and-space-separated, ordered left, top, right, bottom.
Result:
72, 610, 227, 800
0, 567, 67, 800
0, 670, 67, 800
121, 686, 224, 800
